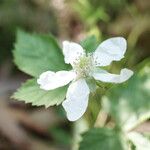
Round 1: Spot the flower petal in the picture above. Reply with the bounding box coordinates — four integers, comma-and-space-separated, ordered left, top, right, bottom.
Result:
93, 37, 127, 66
93, 68, 133, 83
37, 70, 76, 90
62, 79, 90, 121
63, 41, 85, 66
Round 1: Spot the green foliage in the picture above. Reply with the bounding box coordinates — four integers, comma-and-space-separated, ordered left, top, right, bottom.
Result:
49, 126, 71, 146
79, 61, 150, 150
80, 35, 98, 53
0, 0, 58, 65
73, 0, 109, 27
12, 79, 68, 108
102, 62, 150, 131
11, 29, 150, 149
1, 0, 149, 148
72, 0, 128, 30
13, 30, 70, 77
79, 128, 125, 150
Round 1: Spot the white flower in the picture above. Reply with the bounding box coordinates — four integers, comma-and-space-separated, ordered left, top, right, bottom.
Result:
37, 37, 133, 121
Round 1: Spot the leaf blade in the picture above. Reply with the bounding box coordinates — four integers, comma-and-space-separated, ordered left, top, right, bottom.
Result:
79, 128, 126, 150
80, 35, 98, 53
13, 30, 70, 77
12, 79, 68, 107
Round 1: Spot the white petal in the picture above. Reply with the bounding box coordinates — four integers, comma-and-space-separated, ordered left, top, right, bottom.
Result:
37, 70, 76, 90
93, 37, 127, 66
63, 41, 85, 66
93, 68, 133, 83
62, 79, 90, 121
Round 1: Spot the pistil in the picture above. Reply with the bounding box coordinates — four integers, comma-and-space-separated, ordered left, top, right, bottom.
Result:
73, 54, 95, 78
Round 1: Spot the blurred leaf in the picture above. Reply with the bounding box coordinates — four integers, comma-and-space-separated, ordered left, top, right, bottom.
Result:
73, 0, 109, 26
13, 30, 70, 77
12, 79, 67, 107
49, 126, 71, 146
86, 88, 103, 126
79, 128, 126, 150
127, 132, 150, 150
102, 62, 150, 131
80, 35, 98, 52
87, 7, 109, 24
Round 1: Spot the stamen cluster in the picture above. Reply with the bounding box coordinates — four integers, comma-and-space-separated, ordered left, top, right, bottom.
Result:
73, 53, 95, 78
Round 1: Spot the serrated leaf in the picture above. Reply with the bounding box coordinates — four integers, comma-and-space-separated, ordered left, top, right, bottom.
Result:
80, 35, 98, 53
79, 128, 126, 150
102, 62, 150, 131
12, 79, 68, 107
13, 30, 70, 77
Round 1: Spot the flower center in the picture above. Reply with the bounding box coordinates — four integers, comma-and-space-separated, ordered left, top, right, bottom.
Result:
73, 54, 94, 78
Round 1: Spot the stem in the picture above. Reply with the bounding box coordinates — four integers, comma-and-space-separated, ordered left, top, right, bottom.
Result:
94, 109, 108, 127
72, 118, 89, 150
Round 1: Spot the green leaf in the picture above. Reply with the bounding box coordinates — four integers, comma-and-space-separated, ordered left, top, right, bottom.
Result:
102, 62, 150, 131
12, 79, 68, 107
49, 126, 71, 146
80, 35, 98, 53
79, 128, 126, 150
13, 30, 70, 77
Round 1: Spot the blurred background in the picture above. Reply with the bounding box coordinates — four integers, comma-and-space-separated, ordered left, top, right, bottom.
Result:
0, 0, 149, 150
